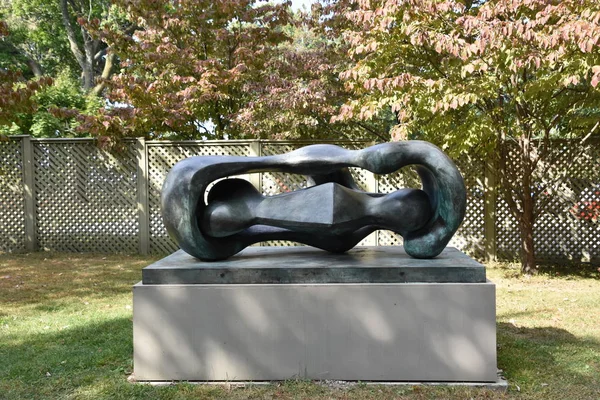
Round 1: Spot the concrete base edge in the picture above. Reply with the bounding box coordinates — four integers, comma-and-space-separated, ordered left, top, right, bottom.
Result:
129, 372, 508, 392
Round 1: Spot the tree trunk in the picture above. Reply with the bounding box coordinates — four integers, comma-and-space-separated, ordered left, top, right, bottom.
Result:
26, 59, 43, 77
81, 29, 96, 91
520, 186, 537, 273
518, 135, 538, 274
60, 0, 96, 92
82, 63, 94, 91
90, 52, 116, 96
60, 0, 86, 68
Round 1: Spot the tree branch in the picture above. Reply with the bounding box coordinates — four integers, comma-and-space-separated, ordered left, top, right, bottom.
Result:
94, 48, 107, 61
60, 0, 85, 68
351, 121, 388, 142
90, 52, 116, 96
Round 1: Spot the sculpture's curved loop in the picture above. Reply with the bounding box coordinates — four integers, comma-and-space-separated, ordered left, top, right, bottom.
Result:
161, 141, 466, 261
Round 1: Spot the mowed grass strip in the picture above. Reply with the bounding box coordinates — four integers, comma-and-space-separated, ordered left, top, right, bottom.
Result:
0, 253, 599, 399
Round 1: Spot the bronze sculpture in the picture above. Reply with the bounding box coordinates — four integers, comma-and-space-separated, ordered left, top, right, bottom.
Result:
161, 141, 466, 261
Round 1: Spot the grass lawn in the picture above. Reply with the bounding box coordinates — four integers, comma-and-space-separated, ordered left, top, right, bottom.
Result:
1, 252, 599, 400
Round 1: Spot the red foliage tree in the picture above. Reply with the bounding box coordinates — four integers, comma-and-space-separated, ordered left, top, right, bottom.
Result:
77, 0, 293, 141
0, 20, 51, 135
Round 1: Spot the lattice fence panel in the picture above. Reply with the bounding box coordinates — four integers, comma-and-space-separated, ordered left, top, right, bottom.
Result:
147, 143, 251, 254
375, 154, 485, 258
3, 137, 596, 263
496, 140, 600, 263
496, 143, 526, 260
0, 140, 26, 252
33, 141, 138, 252
452, 155, 485, 259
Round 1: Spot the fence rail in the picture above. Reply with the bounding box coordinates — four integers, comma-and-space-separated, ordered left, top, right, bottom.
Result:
1, 136, 598, 264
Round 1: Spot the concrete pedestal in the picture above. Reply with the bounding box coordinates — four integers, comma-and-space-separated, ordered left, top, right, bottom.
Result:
133, 247, 497, 382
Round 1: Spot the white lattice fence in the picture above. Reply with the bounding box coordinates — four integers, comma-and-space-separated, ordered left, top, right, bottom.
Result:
496, 140, 600, 263
32, 140, 139, 252
1, 136, 597, 263
456, 156, 486, 259
147, 141, 252, 254
0, 140, 26, 252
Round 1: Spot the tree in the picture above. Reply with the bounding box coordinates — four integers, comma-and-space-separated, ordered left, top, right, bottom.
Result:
76, 0, 293, 141
232, 14, 394, 141
335, 0, 600, 273
0, 0, 76, 78
1, 0, 125, 94
58, 0, 122, 94
0, 19, 50, 135
20, 68, 102, 137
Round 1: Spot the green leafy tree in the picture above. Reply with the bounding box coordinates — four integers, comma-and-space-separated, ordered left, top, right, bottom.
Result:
0, 19, 50, 136
1, 0, 126, 94
21, 68, 101, 137
0, 0, 76, 78
335, 0, 600, 273
1, 0, 130, 138
1, 67, 101, 137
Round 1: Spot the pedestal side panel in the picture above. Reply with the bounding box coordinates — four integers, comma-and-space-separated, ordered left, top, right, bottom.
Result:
133, 282, 496, 382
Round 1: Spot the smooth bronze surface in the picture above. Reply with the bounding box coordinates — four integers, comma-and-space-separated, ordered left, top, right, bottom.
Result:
161, 141, 466, 261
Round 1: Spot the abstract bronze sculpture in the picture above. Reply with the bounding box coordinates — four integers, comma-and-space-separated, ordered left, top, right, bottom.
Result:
161, 141, 466, 261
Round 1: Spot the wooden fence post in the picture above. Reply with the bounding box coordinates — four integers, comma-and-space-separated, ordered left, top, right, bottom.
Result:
248, 140, 262, 193
21, 135, 38, 251
136, 137, 150, 255
484, 152, 497, 262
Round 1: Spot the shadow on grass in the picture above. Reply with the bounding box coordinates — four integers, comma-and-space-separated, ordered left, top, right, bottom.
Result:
490, 260, 600, 280
497, 322, 600, 394
0, 316, 131, 399
536, 263, 600, 280
0, 316, 200, 400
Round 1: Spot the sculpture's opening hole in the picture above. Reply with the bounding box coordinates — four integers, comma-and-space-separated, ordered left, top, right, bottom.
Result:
203, 175, 255, 205
374, 166, 423, 195
261, 172, 310, 196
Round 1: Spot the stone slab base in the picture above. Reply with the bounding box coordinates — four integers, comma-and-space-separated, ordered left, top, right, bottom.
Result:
133, 280, 496, 382
142, 247, 486, 285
